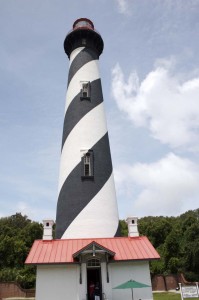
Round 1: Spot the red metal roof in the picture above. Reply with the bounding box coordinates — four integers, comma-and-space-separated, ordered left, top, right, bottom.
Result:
25, 236, 160, 265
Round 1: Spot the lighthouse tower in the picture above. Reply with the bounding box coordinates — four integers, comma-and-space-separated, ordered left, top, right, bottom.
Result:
55, 18, 119, 239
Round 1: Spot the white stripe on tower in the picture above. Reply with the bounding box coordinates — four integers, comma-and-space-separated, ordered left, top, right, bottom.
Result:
62, 173, 118, 239
65, 60, 100, 112
58, 103, 107, 194
55, 18, 120, 239
69, 47, 85, 65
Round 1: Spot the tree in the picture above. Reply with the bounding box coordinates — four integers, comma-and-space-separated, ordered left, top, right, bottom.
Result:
0, 213, 42, 288
138, 209, 199, 280
119, 220, 128, 236
139, 216, 173, 248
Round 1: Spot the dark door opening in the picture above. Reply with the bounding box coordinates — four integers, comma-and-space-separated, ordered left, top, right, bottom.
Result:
87, 268, 102, 300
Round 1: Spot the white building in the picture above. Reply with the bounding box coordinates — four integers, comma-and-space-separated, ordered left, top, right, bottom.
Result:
26, 217, 159, 300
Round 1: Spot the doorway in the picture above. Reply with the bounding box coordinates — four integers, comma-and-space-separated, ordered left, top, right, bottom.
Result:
87, 261, 102, 300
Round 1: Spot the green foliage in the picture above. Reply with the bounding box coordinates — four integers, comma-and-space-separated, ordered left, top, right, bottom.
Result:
183, 271, 199, 282
0, 213, 42, 288
167, 257, 180, 274
138, 208, 199, 280
119, 220, 128, 236
139, 216, 173, 248
150, 258, 165, 274
0, 266, 36, 289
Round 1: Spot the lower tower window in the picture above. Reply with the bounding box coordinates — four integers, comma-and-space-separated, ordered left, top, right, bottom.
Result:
81, 150, 94, 179
84, 154, 91, 176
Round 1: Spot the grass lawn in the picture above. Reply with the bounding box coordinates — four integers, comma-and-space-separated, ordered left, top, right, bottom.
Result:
153, 292, 181, 300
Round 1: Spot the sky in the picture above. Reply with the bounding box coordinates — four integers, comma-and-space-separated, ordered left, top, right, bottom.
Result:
1, 0, 199, 222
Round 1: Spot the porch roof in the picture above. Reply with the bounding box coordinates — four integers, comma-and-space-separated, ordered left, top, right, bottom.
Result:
25, 236, 159, 265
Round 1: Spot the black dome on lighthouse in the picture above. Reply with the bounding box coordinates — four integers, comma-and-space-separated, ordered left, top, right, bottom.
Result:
64, 18, 104, 58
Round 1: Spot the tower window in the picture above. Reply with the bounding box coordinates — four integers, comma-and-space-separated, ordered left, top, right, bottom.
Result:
80, 82, 90, 100
84, 153, 91, 176
81, 150, 94, 179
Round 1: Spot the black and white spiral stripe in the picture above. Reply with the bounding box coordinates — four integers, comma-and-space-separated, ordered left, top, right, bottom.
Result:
55, 46, 119, 239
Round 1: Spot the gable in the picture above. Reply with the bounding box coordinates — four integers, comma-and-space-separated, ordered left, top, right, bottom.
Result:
73, 240, 115, 261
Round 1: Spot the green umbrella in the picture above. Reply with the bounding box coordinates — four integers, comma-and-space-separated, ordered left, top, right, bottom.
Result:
113, 279, 151, 300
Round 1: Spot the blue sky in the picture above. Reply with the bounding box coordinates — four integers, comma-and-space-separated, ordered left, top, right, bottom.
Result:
1, 0, 199, 222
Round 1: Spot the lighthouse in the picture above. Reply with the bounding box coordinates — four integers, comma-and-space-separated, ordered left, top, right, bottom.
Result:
55, 18, 120, 239
26, 19, 160, 300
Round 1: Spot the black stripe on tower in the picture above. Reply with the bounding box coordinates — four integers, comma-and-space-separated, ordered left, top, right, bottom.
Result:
62, 79, 103, 148
55, 132, 113, 239
68, 48, 98, 85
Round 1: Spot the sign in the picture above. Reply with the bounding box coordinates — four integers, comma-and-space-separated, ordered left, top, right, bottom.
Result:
182, 286, 198, 298
179, 283, 199, 300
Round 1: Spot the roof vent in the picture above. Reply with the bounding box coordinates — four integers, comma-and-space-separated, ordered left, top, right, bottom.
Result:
42, 219, 54, 240
126, 217, 139, 237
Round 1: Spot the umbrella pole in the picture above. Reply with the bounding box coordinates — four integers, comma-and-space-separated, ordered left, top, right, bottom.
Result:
131, 288, 134, 300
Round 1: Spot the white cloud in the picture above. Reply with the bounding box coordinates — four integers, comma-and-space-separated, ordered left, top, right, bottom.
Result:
111, 62, 199, 148
16, 201, 55, 222
115, 0, 130, 15
115, 153, 199, 217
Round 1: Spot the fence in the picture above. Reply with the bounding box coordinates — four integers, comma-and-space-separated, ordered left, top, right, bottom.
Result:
0, 282, 35, 300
